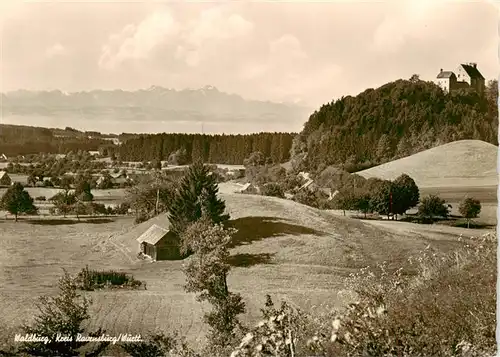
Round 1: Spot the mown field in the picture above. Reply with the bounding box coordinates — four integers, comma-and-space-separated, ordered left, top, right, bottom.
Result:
358, 140, 498, 188
0, 184, 491, 352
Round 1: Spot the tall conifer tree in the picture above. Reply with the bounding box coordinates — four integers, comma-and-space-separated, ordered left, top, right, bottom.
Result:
168, 161, 229, 237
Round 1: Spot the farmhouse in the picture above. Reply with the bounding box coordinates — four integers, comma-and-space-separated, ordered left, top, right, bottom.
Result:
297, 172, 311, 181
96, 175, 107, 187
110, 172, 128, 185
319, 187, 339, 201
48, 189, 76, 201
435, 63, 485, 94
299, 179, 317, 192
240, 182, 259, 194
0, 171, 12, 186
136, 224, 182, 261
321, 188, 339, 201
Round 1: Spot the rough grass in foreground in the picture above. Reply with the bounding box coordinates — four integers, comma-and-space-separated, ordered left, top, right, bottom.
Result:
76, 265, 144, 291
231, 232, 496, 357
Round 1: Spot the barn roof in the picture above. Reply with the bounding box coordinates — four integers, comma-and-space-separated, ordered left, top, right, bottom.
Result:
137, 224, 169, 245
240, 182, 254, 190
319, 187, 331, 196
297, 171, 310, 180
110, 172, 126, 179
436, 71, 455, 79
300, 179, 314, 190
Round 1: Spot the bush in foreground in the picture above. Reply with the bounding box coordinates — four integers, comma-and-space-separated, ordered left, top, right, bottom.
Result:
121, 331, 200, 357
230, 233, 496, 357
322, 233, 496, 356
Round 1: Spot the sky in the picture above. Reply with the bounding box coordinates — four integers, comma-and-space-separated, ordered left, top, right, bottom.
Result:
0, 0, 498, 108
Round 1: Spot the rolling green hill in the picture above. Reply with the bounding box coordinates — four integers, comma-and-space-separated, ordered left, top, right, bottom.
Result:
357, 140, 498, 188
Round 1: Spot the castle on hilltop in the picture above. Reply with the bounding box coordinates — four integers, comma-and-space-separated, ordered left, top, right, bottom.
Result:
435, 63, 485, 94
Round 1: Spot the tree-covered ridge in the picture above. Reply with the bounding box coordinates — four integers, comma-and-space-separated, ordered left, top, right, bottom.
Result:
0, 124, 119, 156
294, 79, 498, 171
114, 132, 296, 164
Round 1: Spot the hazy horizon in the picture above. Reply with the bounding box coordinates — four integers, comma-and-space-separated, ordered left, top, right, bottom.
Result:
0, 0, 497, 134
1, 1, 497, 105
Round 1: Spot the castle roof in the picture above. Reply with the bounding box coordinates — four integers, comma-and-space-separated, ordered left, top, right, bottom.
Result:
459, 64, 485, 79
436, 71, 456, 79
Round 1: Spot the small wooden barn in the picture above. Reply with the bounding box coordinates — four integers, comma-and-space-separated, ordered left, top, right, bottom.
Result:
0, 171, 12, 186
136, 224, 182, 261
240, 182, 259, 194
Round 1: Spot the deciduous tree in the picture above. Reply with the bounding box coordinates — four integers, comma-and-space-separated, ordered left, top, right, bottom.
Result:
392, 174, 420, 218
369, 180, 394, 219
0, 182, 37, 221
51, 190, 77, 218
418, 195, 450, 223
458, 197, 481, 228
181, 219, 245, 353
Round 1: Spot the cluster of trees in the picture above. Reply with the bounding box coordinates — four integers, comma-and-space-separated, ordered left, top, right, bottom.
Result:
333, 174, 420, 219
126, 172, 179, 223
0, 124, 110, 156
112, 132, 295, 164
6, 151, 107, 179
293, 79, 498, 172
50, 181, 94, 220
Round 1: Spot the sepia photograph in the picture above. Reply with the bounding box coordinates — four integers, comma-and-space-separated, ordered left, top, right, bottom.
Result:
0, 0, 498, 356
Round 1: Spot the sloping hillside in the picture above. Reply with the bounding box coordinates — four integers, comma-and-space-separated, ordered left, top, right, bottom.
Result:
75, 191, 469, 347
0, 188, 477, 350
357, 140, 498, 188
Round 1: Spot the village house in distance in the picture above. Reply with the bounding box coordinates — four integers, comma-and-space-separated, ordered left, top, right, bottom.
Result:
435, 62, 485, 94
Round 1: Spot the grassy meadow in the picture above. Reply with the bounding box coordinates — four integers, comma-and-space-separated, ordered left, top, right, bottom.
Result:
0, 185, 493, 352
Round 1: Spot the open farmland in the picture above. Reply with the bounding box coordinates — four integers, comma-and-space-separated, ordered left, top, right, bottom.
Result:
358, 140, 498, 188
0, 188, 486, 351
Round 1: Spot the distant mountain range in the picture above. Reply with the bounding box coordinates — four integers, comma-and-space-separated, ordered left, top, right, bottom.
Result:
1, 86, 312, 127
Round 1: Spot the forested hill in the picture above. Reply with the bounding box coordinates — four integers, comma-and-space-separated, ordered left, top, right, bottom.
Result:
0, 124, 121, 156
114, 132, 296, 164
291, 78, 498, 171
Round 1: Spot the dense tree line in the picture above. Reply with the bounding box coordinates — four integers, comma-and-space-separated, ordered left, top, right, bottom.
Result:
293, 79, 498, 171
113, 132, 295, 164
0, 125, 111, 156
